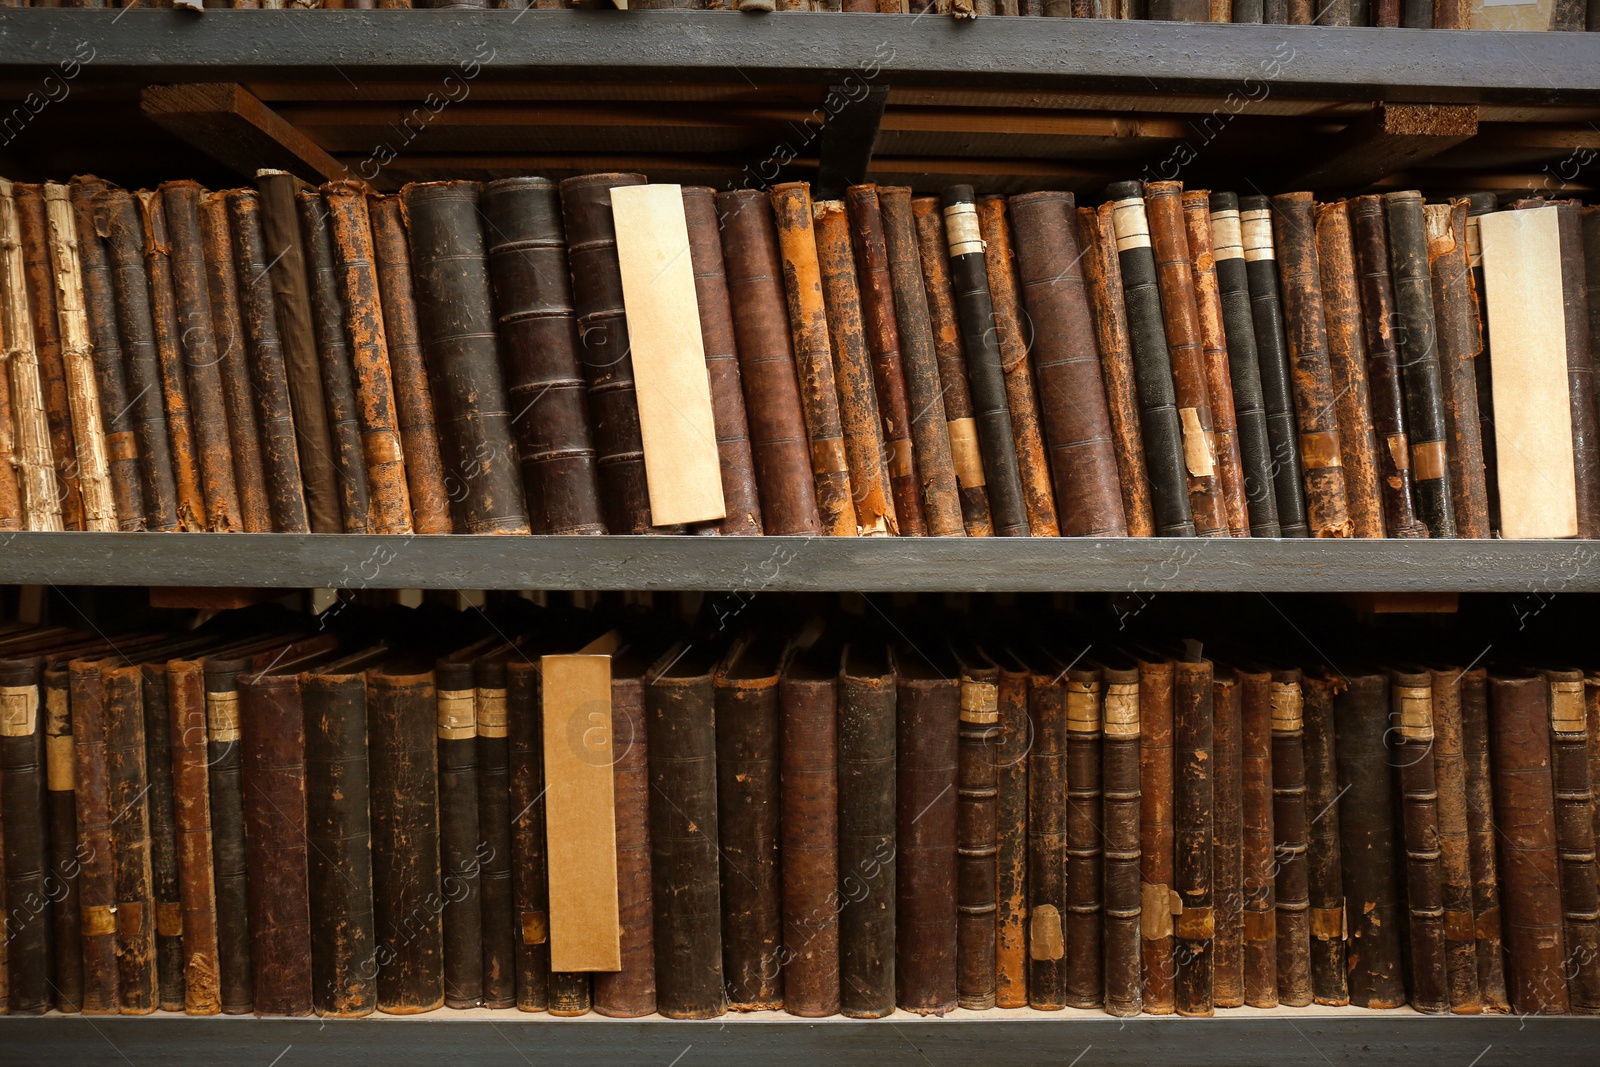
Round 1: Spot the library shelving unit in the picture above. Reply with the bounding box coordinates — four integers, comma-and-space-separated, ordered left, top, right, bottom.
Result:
1, 9, 1598, 1065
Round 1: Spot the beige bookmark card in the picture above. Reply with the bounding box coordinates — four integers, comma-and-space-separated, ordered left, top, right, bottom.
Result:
610, 183, 726, 527
1478, 205, 1578, 539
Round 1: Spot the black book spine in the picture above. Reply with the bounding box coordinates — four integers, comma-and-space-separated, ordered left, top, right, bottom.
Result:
1, 660, 52, 1013
138, 663, 185, 1012
435, 664, 484, 1009
44, 669, 83, 1012
476, 666, 517, 1010
203, 658, 254, 1014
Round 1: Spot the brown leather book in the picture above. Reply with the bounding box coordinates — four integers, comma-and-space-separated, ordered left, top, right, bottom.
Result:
897, 654, 959, 1014
683, 186, 763, 536
1099, 655, 1143, 1016
1211, 668, 1244, 1007
1137, 651, 1176, 1014
878, 187, 964, 536
0, 657, 49, 1012
370, 195, 453, 535
770, 183, 858, 537
1301, 671, 1348, 1005
813, 198, 896, 536
1239, 667, 1279, 1007
473, 651, 516, 1011
435, 641, 489, 1010
953, 647, 1000, 1009
712, 638, 783, 1010
14, 185, 82, 529
204, 649, 254, 1014
1173, 657, 1214, 1016
978, 196, 1059, 537
0, 184, 60, 532
1467, 196, 1500, 534
1081, 205, 1156, 537
403, 181, 532, 533
1272, 192, 1354, 538
1540, 199, 1598, 536
1025, 659, 1066, 1009
70, 659, 121, 1013
1060, 661, 1105, 1009
1314, 201, 1385, 538
0, 339, 22, 530
137, 660, 183, 1011
506, 658, 549, 1012
1427, 200, 1492, 539
839, 643, 897, 1018
166, 656, 222, 1014
1431, 667, 1484, 1013
1008, 192, 1128, 537
1391, 668, 1450, 1013
912, 196, 994, 537
1547, 670, 1600, 1014
44, 658, 86, 1012
991, 655, 1027, 1010
103, 662, 158, 1014
713, 190, 822, 536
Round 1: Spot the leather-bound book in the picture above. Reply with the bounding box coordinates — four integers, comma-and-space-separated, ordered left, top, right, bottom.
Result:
1211, 667, 1245, 1007
402, 181, 531, 534
44, 659, 86, 1012
1373, 0, 1398, 23
1390, 669, 1449, 1013
102, 663, 158, 1013
839, 643, 897, 1018
953, 646, 1000, 1010
1466, 196, 1500, 533
1239, 667, 1279, 1007
1098, 656, 1142, 1016
1426, 201, 1491, 539
770, 182, 858, 537
684, 186, 762, 536
1025, 657, 1067, 1010
1547, 670, 1600, 1013
713, 638, 783, 1010
941, 186, 1030, 538
0, 658, 49, 1012
879, 187, 964, 536
1082, 205, 1157, 536
993, 654, 1028, 1010
367, 666, 445, 1014
0, 280, 22, 528
647, 647, 726, 1019
548, 971, 591, 1017
1208, 194, 1280, 536
977, 196, 1059, 537
1300, 671, 1348, 1005
475, 651, 518, 1011
322, 183, 414, 535
0, 184, 62, 531
1349, 196, 1429, 539
481, 177, 606, 536
226, 191, 312, 533
1008, 192, 1128, 537
845, 186, 924, 536
1137, 651, 1176, 1014
436, 642, 491, 1009
1271, 192, 1354, 538
371, 196, 453, 535
1384, 191, 1458, 538
506, 659, 549, 1012
1105, 182, 1196, 537
1060, 661, 1105, 1009
1551, 199, 1600, 538
713, 190, 822, 536
1430, 667, 1483, 1013
1314, 201, 1385, 538
1490, 672, 1568, 1014
912, 196, 994, 537
255, 170, 341, 533
557, 173, 658, 534
1149, 0, 1209, 15
1238, 195, 1310, 537
166, 656, 222, 1014
69, 659, 120, 1013
203, 650, 255, 1014
137, 661, 184, 1010
1331, 669, 1405, 1008
813, 198, 897, 536
896, 654, 959, 1015
1173, 657, 1214, 1016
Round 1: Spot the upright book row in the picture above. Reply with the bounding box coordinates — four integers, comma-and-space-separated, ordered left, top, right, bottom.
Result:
1, 606, 1596, 1019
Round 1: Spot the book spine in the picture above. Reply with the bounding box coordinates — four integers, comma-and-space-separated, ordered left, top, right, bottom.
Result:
166, 660, 221, 1015
137, 663, 183, 1011
70, 661, 120, 1013
1466, 197, 1499, 533
713, 190, 823, 536
15, 184, 83, 528
1314, 201, 1386, 539
838, 653, 897, 1018
995, 663, 1028, 1009
1300, 672, 1348, 1005
897, 671, 959, 1014
475, 673, 517, 1011
435, 666, 484, 1009
913, 196, 995, 537
203, 660, 253, 1014
813, 198, 897, 536
1391, 670, 1450, 1013
1173, 659, 1214, 1017
956, 665, 1000, 1010
778, 662, 841, 1017
1269, 671, 1310, 1006
592, 671, 656, 1017
1431, 667, 1483, 1014
1239, 669, 1278, 1007
0, 662, 49, 1012
506, 662, 549, 1012
1007, 191, 1128, 537
0, 182, 63, 530
1556, 201, 1600, 538
370, 196, 453, 534
44, 670, 85, 1012
1026, 668, 1066, 1009
1426, 201, 1491, 539
401, 181, 531, 534
1139, 657, 1176, 1014
548, 972, 591, 1017
1083, 204, 1157, 536
1062, 669, 1104, 1008
1590, 674, 1600, 993
770, 182, 859, 537
323, 183, 415, 535
879, 187, 964, 537
1102, 667, 1142, 1016
1548, 671, 1600, 1013
102, 664, 158, 1013
1211, 669, 1244, 1007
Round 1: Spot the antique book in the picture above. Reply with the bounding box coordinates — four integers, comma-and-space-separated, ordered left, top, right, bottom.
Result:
402, 181, 531, 534
1301, 671, 1348, 1005
1105, 182, 1196, 537
1427, 200, 1492, 538
912, 196, 994, 536
255, 170, 341, 532
1468, 195, 1500, 534
1062, 661, 1106, 1009
203, 649, 255, 1014
322, 183, 414, 535
1137, 651, 1177, 1014
43, 658, 86, 1011
1547, 670, 1600, 1013
102, 662, 159, 1013
839, 643, 897, 1018
878, 187, 964, 536
0, 182, 62, 530
1239, 195, 1310, 537
469, 651, 515, 1010
770, 182, 858, 537
1314, 201, 1385, 538
1146, 181, 1227, 537
506, 658, 550, 1012
1211, 668, 1245, 1007
1026, 658, 1067, 1009
1390, 669, 1450, 1013
1009, 191, 1128, 537
1271, 192, 1354, 538
0, 657, 50, 1012
70, 659, 122, 1013
371, 195, 454, 535
1430, 667, 1483, 1013
994, 654, 1028, 1010
813, 198, 897, 536
1238, 667, 1279, 1007
436, 641, 492, 1009
846, 186, 927, 536
1100, 656, 1143, 1016
166, 656, 222, 1014
1385, 191, 1459, 538
896, 654, 960, 1014
714, 189, 823, 536
137, 660, 184, 1010
977, 196, 1060, 536
953, 646, 1001, 1010
1173, 657, 1215, 1017
1349, 196, 1430, 539
1083, 205, 1158, 536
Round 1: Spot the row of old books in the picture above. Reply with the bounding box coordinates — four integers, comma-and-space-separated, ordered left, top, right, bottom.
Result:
1, 600, 1597, 1018
0, 172, 1592, 540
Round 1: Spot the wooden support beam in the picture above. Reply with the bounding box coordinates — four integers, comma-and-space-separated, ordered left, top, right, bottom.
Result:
1290, 102, 1479, 192
140, 82, 354, 185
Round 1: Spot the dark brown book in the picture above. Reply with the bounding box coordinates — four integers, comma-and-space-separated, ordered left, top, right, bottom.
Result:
1059, 662, 1105, 1009
1301, 671, 1348, 1005
474, 653, 517, 1011
1466, 195, 1500, 534
710, 191, 821, 536
69, 659, 120, 1013
1547, 670, 1600, 1014
1427, 200, 1491, 539
593, 650, 657, 1018
1025, 660, 1066, 1010
1172, 657, 1215, 1016
1008, 192, 1128, 538
953, 647, 1000, 1010
1211, 667, 1244, 1007
44, 662, 85, 1012
1137, 651, 1177, 1014
15, 185, 83, 529
1430, 666, 1484, 1014
896, 654, 959, 1015
0, 659, 49, 1013
1390, 669, 1450, 1013
912, 196, 994, 537
103, 663, 158, 1014
839, 643, 897, 1018
203, 650, 254, 1014
371, 195, 453, 535
994, 655, 1028, 1010
1098, 657, 1142, 1017
548, 971, 592, 1017
1238, 667, 1279, 1007
137, 661, 183, 1011
1552, 199, 1600, 538
402, 181, 531, 534
255, 170, 341, 533
166, 656, 222, 1015
1182, 192, 1250, 537
436, 642, 490, 1009
770, 182, 858, 537
506, 659, 549, 1012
